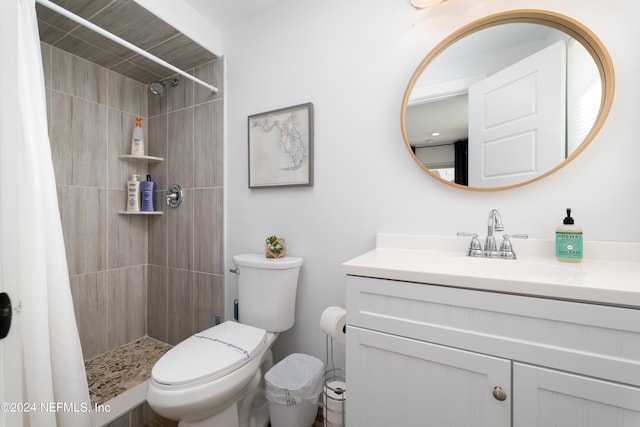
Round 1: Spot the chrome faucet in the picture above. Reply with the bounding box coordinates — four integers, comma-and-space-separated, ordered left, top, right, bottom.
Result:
484, 209, 504, 257
457, 209, 528, 259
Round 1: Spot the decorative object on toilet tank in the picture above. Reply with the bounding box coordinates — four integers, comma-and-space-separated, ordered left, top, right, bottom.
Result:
266, 235, 286, 258
248, 103, 314, 188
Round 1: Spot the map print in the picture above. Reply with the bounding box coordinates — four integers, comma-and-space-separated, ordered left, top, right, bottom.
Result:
249, 104, 311, 187
252, 112, 305, 169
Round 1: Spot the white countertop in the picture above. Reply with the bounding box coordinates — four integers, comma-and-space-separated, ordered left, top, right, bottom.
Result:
342, 234, 640, 308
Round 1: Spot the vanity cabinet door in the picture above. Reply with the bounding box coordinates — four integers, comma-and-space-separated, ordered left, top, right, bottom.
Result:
514, 363, 640, 427
346, 326, 511, 427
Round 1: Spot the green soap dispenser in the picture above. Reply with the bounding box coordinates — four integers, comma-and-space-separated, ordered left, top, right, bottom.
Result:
556, 208, 583, 263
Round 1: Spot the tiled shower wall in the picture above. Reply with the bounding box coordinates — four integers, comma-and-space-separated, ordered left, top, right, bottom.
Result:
43, 42, 148, 359
146, 58, 225, 346
42, 42, 224, 359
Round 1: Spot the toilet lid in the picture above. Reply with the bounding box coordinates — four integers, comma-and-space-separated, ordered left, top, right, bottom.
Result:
152, 321, 267, 386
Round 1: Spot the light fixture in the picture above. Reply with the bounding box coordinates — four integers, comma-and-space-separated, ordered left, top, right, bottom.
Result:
411, 0, 447, 9
431, 132, 440, 136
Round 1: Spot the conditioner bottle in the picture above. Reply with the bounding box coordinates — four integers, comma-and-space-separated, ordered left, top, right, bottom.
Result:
140, 175, 156, 212
126, 174, 141, 212
556, 208, 583, 263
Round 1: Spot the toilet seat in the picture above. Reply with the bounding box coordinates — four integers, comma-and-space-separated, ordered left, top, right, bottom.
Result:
152, 321, 267, 387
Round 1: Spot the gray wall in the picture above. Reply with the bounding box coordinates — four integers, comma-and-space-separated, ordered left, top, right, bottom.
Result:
43, 42, 224, 359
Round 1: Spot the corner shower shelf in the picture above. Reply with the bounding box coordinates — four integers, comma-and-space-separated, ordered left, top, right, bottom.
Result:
117, 154, 163, 215
118, 211, 162, 215
118, 154, 164, 163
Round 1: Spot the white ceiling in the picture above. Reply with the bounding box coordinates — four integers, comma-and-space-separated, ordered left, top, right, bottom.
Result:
183, 0, 290, 29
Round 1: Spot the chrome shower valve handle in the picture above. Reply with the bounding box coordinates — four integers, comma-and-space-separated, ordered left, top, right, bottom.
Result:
166, 184, 184, 208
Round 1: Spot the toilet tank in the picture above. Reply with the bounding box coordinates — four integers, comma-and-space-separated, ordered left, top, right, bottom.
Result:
233, 253, 303, 332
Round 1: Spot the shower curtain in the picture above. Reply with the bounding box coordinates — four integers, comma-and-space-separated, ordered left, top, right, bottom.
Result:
1, 0, 92, 425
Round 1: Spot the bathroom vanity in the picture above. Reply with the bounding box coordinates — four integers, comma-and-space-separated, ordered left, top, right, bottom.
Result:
343, 234, 640, 427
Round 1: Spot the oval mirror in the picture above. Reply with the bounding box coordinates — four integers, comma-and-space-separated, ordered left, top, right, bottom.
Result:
401, 10, 614, 191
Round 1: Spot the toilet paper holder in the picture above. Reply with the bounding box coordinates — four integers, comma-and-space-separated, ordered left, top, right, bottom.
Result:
323, 367, 346, 427
321, 306, 346, 427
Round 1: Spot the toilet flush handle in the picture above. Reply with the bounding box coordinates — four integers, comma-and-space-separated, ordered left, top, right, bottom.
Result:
229, 266, 239, 274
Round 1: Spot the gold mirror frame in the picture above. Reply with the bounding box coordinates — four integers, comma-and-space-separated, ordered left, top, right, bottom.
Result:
400, 9, 615, 191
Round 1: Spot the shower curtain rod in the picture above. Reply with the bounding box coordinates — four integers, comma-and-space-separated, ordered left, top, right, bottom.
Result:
35, 0, 219, 93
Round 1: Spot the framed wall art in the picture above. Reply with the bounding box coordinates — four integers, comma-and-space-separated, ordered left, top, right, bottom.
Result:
248, 102, 314, 188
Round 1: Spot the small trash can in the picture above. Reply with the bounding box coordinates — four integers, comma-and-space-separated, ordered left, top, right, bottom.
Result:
265, 353, 324, 427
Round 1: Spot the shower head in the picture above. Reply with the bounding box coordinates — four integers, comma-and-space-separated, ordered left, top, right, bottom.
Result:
148, 78, 178, 96
148, 81, 165, 96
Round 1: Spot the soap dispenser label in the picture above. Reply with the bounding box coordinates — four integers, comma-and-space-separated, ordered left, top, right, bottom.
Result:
555, 232, 583, 259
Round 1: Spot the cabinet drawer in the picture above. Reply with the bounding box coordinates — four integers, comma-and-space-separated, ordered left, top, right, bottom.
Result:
346, 275, 640, 386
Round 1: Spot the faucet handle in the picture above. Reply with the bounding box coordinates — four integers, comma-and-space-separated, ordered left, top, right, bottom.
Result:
457, 232, 483, 257
499, 234, 528, 259
457, 232, 476, 238
509, 234, 528, 239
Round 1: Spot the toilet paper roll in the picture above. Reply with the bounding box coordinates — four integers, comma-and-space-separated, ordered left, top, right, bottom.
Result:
322, 407, 345, 427
324, 380, 346, 412
320, 306, 347, 343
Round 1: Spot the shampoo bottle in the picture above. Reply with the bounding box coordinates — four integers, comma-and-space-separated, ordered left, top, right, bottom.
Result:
141, 175, 156, 212
126, 174, 141, 212
131, 117, 145, 156
556, 208, 583, 263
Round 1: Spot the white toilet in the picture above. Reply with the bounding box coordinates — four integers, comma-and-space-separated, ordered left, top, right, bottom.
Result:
147, 253, 304, 427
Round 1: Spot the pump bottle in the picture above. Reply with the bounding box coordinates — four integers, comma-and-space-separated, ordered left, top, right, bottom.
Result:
556, 208, 583, 263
